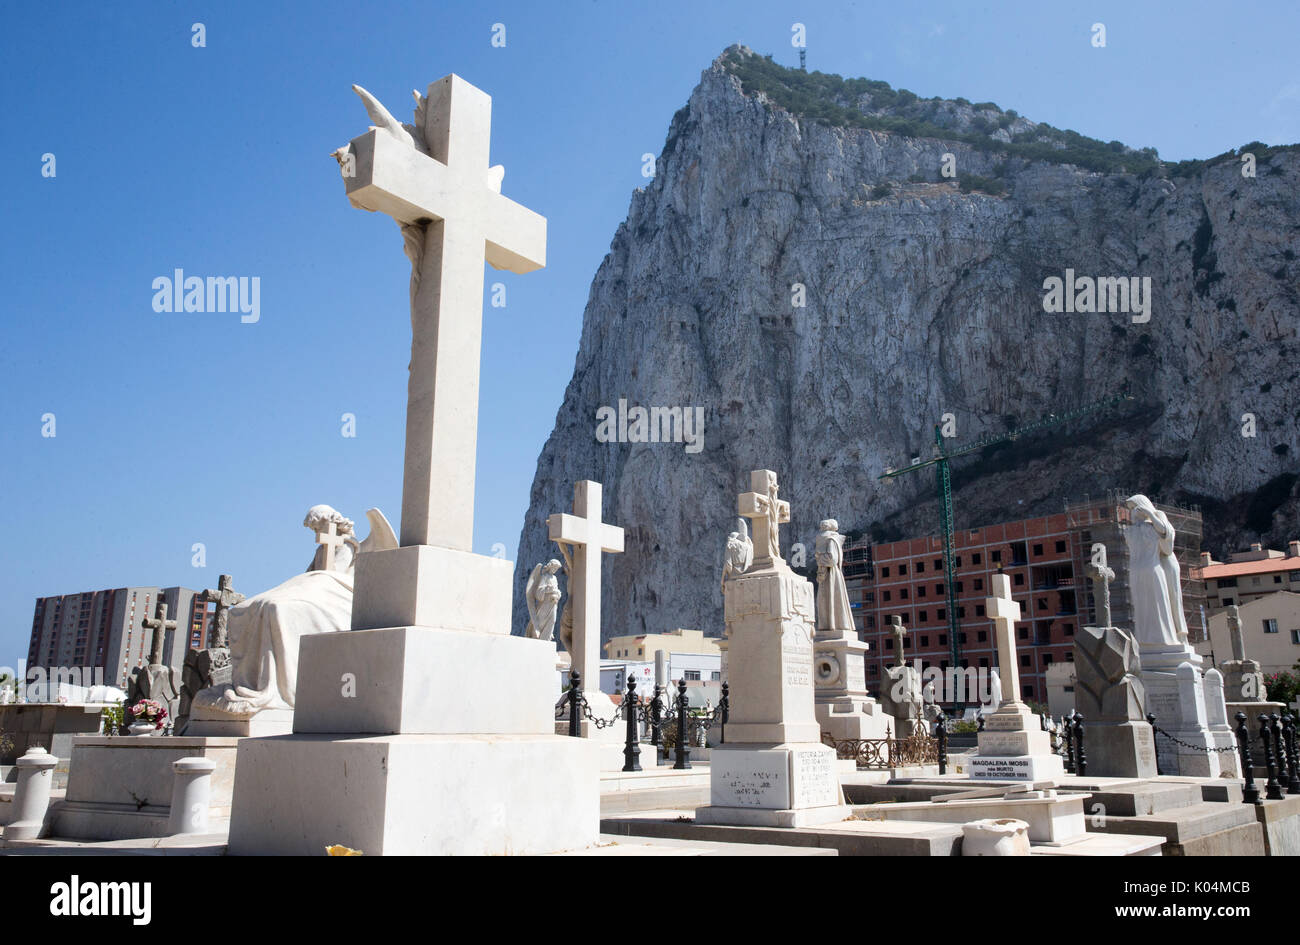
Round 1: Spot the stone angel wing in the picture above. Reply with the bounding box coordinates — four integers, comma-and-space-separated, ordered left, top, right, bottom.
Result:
350, 84, 418, 150
358, 508, 399, 555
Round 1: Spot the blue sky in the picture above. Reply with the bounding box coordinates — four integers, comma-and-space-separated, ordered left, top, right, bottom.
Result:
1, 0, 1296, 661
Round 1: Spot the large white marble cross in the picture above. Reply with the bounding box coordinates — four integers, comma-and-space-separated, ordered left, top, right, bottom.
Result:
339, 74, 546, 551
738, 469, 790, 563
986, 572, 1023, 707
548, 481, 624, 693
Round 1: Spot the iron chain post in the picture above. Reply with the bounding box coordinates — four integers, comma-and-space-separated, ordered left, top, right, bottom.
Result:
567, 669, 581, 738
1147, 713, 1161, 777
1073, 713, 1087, 778
935, 711, 948, 775
622, 675, 641, 772
1064, 709, 1077, 774
674, 678, 692, 770
720, 681, 730, 745
1284, 712, 1300, 795
649, 683, 663, 749
1261, 714, 1284, 801
1237, 712, 1261, 805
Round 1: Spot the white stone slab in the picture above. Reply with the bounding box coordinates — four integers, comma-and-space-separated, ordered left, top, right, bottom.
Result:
710, 747, 792, 809
294, 626, 555, 735
969, 754, 1066, 781
351, 544, 513, 633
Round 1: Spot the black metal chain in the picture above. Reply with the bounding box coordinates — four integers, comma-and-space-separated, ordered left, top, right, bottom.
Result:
1151, 724, 1239, 754
576, 691, 623, 729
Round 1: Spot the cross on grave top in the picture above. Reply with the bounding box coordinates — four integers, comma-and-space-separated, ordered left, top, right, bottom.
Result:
1227, 605, 1246, 662
985, 571, 1023, 708
1086, 542, 1116, 629
548, 481, 625, 689
199, 574, 245, 649
141, 601, 177, 667
888, 614, 909, 667
316, 521, 346, 571
338, 74, 546, 551
738, 469, 791, 563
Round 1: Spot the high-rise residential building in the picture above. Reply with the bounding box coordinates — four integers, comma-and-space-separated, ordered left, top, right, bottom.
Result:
26, 586, 213, 692
845, 492, 1204, 708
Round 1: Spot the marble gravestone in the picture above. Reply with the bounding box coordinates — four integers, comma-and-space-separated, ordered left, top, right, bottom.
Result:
226, 74, 598, 856
697, 470, 848, 828
176, 574, 243, 734
129, 601, 181, 723
969, 573, 1064, 781
1123, 495, 1237, 777
1073, 544, 1157, 778
811, 519, 890, 742
879, 614, 926, 737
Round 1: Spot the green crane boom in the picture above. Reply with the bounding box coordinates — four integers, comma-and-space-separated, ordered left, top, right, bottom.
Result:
877, 385, 1134, 712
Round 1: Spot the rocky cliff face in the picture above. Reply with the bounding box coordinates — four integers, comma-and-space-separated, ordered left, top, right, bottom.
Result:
513, 46, 1300, 641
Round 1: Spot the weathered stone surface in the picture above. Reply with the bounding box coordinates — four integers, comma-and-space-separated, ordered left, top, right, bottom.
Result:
513, 45, 1300, 644
1075, 625, 1146, 721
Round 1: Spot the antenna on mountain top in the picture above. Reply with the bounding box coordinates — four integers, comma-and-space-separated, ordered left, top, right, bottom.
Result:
799, 48, 806, 71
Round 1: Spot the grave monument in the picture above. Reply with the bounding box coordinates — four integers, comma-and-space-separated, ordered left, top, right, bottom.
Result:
697, 470, 848, 827
224, 74, 598, 855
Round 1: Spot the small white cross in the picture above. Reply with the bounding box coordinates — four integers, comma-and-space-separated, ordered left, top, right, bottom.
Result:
317, 521, 346, 571
738, 469, 791, 562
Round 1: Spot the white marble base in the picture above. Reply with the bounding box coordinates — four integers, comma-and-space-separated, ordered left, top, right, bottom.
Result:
350, 544, 513, 633
862, 790, 1086, 843
696, 742, 844, 827
694, 804, 852, 828
186, 709, 293, 738
294, 626, 556, 735
969, 754, 1066, 781
50, 736, 240, 841
227, 732, 599, 855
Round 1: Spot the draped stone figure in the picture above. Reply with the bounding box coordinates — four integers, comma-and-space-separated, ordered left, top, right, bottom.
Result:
1123, 494, 1188, 648
814, 519, 854, 633
190, 504, 397, 732
524, 559, 563, 641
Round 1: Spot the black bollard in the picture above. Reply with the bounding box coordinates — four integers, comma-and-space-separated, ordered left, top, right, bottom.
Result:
1147, 713, 1162, 777
1261, 714, 1284, 801
622, 675, 642, 772
649, 683, 663, 749
1273, 713, 1291, 795
567, 669, 581, 738
720, 681, 730, 745
977, 715, 985, 733
941, 707, 951, 774
1285, 712, 1300, 795
1064, 710, 1077, 774
1074, 713, 1087, 778
1237, 712, 1261, 805
673, 678, 692, 770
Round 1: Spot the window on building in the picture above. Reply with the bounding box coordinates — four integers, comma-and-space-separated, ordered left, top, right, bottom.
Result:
1275, 575, 1283, 584
684, 670, 701, 681
1055, 541, 1066, 554
1018, 627, 1029, 640
977, 630, 987, 642
958, 607, 966, 618
899, 564, 907, 575
1022, 685, 1034, 700
900, 588, 909, 599
972, 553, 982, 565
919, 610, 928, 621
881, 566, 890, 578
885, 638, 894, 650
955, 556, 962, 567
869, 664, 878, 675
1253, 577, 1262, 586
1264, 619, 1279, 634
937, 609, 946, 620
1065, 652, 1074, 662
1037, 599, 1048, 611
1020, 654, 1030, 666
939, 634, 947, 645
1014, 573, 1025, 586
974, 578, 984, 591
1219, 577, 1238, 587
1223, 597, 1235, 606
958, 632, 967, 644
978, 657, 989, 668
1290, 572, 1300, 581
711, 671, 721, 680
916, 561, 925, 573
1292, 630, 1300, 645
935, 584, 944, 595
1064, 624, 1074, 636
992, 549, 1002, 562
920, 635, 930, 647
882, 590, 891, 602
975, 604, 985, 617
1043, 654, 1053, 665
917, 586, 927, 598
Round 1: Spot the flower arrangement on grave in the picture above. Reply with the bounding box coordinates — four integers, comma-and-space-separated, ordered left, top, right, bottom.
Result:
129, 698, 168, 730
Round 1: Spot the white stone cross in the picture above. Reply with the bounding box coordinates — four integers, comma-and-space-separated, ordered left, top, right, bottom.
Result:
548, 481, 624, 696
338, 74, 546, 551
1227, 604, 1246, 662
986, 572, 1023, 707
738, 469, 791, 563
316, 521, 346, 571
888, 614, 909, 667
141, 601, 177, 667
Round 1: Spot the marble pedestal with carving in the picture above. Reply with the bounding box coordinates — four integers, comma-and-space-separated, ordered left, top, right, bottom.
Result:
696, 558, 848, 828
813, 631, 891, 742
969, 702, 1066, 781
1139, 645, 1238, 778
226, 547, 599, 855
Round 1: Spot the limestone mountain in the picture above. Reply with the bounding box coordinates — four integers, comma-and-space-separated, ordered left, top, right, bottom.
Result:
513, 46, 1300, 642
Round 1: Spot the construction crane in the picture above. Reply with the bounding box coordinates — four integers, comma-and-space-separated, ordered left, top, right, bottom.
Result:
878, 385, 1134, 712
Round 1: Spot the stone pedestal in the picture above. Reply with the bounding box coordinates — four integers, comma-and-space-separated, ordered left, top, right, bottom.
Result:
1140, 646, 1233, 777
1222, 658, 1266, 704
226, 547, 600, 856
813, 631, 891, 741
880, 663, 926, 737
1074, 625, 1157, 778
969, 702, 1065, 781
696, 553, 847, 828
